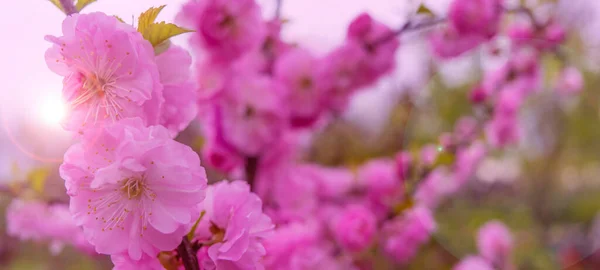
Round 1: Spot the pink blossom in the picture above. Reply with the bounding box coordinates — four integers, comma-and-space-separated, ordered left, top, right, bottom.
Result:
218, 74, 289, 156
45, 13, 163, 133
6, 199, 94, 255
264, 221, 351, 270
178, 0, 266, 62
317, 44, 367, 112
454, 141, 487, 184
195, 180, 274, 270
449, 0, 503, 38
59, 118, 207, 259
331, 204, 377, 252
156, 45, 198, 136
198, 105, 244, 173
430, 26, 486, 59
356, 159, 404, 215
454, 256, 494, 270
382, 207, 436, 264
485, 114, 519, 148
274, 48, 325, 127
414, 168, 455, 208
477, 221, 513, 266
111, 253, 163, 270
262, 164, 319, 222
556, 66, 584, 95
346, 13, 399, 87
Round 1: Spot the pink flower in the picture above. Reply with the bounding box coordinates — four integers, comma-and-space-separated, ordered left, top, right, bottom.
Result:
156, 45, 198, 136
420, 144, 439, 166
454, 256, 494, 270
356, 159, 404, 215
274, 48, 325, 127
382, 207, 436, 264
331, 204, 377, 252
262, 164, 319, 222
556, 66, 584, 95
346, 13, 399, 87
178, 0, 266, 62
477, 221, 513, 266
485, 114, 519, 148
195, 180, 274, 270
45, 13, 163, 133
449, 0, 503, 38
414, 169, 455, 208
59, 118, 207, 259
218, 74, 289, 156
111, 253, 163, 270
430, 26, 486, 59
6, 199, 95, 255
454, 141, 487, 184
318, 44, 366, 112
264, 221, 351, 270
454, 116, 479, 144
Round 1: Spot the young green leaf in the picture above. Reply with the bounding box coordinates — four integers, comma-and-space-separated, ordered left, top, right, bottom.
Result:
416, 3, 434, 16
138, 5, 167, 34
75, 0, 97, 11
143, 22, 193, 47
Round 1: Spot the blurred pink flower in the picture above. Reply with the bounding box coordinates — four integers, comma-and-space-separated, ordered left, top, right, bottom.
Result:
6, 199, 94, 255
45, 13, 163, 134
195, 180, 274, 270
156, 45, 198, 136
178, 0, 266, 62
454, 141, 487, 184
430, 26, 486, 59
218, 74, 289, 156
414, 168, 455, 208
382, 207, 436, 264
346, 13, 399, 87
454, 256, 494, 270
477, 221, 513, 266
356, 159, 404, 215
111, 253, 163, 270
331, 204, 377, 252
59, 118, 207, 260
274, 48, 325, 127
556, 66, 584, 95
449, 0, 503, 38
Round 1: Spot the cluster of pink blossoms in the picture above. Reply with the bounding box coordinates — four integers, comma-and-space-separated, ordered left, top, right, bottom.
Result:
4, 0, 587, 268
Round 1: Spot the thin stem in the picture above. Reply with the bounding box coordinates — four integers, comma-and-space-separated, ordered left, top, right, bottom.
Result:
177, 236, 199, 270
370, 17, 447, 48
58, 0, 77, 15
245, 156, 259, 191
274, 0, 283, 20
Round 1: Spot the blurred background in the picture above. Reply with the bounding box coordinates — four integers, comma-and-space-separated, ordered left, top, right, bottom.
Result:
2, 0, 600, 269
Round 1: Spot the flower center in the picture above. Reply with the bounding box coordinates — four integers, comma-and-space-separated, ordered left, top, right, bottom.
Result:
121, 177, 146, 199
83, 74, 107, 97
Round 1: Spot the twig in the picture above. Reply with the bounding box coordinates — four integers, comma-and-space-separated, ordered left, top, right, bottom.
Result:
245, 156, 259, 191
274, 0, 283, 20
177, 236, 199, 270
58, 0, 77, 15
369, 17, 447, 48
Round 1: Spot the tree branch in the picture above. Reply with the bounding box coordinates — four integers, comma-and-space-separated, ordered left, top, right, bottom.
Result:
177, 236, 199, 270
245, 156, 259, 191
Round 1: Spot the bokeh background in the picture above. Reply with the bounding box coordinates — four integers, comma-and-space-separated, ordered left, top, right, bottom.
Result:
2, 0, 600, 269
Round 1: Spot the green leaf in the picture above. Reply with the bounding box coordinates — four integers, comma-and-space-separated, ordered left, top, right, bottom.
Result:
75, 0, 96, 11
416, 3, 434, 16
187, 211, 206, 240
143, 22, 193, 47
27, 168, 49, 195
138, 5, 166, 34
48, 0, 65, 12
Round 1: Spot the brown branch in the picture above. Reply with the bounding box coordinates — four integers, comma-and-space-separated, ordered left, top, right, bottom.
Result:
245, 156, 259, 191
177, 236, 199, 270
369, 17, 447, 48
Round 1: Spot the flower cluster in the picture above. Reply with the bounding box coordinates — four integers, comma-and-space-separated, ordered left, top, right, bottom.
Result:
3, 0, 588, 269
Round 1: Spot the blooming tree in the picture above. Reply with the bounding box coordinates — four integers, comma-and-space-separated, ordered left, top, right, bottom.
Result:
1, 0, 596, 269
